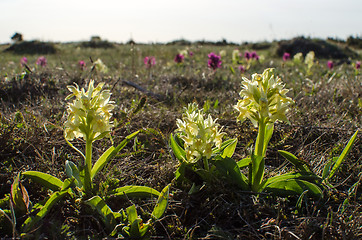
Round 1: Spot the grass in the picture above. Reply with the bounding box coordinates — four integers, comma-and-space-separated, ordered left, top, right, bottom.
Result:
0, 39, 361, 239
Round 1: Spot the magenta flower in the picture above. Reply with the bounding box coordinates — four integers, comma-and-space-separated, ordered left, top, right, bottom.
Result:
327, 60, 334, 70
356, 61, 361, 69
144, 56, 156, 68
207, 52, 222, 70
189, 51, 194, 57
20, 57, 28, 66
283, 52, 291, 61
238, 65, 245, 73
79, 60, 86, 70
174, 54, 184, 64
251, 51, 259, 60
244, 51, 251, 60
36, 56, 47, 67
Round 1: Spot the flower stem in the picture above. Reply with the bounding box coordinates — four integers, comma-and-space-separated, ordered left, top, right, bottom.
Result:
84, 138, 93, 195
255, 120, 266, 157
203, 157, 210, 172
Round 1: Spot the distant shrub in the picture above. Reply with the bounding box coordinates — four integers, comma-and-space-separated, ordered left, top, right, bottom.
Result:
79, 40, 115, 48
4, 41, 57, 54
276, 36, 357, 59
346, 36, 362, 49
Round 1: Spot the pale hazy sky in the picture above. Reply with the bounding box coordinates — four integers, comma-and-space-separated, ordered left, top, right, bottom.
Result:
1, 0, 361, 44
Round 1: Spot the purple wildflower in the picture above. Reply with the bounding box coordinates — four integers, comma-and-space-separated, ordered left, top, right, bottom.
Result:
207, 52, 222, 70
79, 60, 86, 70
251, 51, 259, 60
356, 61, 361, 69
327, 60, 334, 70
189, 51, 194, 57
144, 56, 156, 68
238, 65, 245, 73
20, 57, 28, 66
174, 54, 184, 64
244, 51, 251, 60
283, 52, 291, 61
36, 56, 47, 67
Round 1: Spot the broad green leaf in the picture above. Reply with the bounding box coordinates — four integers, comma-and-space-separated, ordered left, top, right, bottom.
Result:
263, 123, 274, 156
91, 146, 115, 179
237, 157, 252, 169
61, 178, 75, 191
328, 130, 358, 180
170, 133, 186, 163
129, 218, 150, 238
109, 186, 160, 198
91, 130, 139, 179
175, 162, 186, 182
151, 184, 170, 220
263, 179, 323, 198
22, 171, 63, 192
213, 138, 235, 154
22, 190, 68, 232
130, 219, 142, 238
11, 173, 29, 214
126, 205, 138, 223
278, 150, 311, 172
65, 160, 82, 187
85, 196, 116, 231
261, 172, 321, 190
213, 157, 248, 190
221, 138, 238, 158
251, 154, 265, 192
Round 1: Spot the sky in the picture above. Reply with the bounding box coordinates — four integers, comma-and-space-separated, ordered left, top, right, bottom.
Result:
0, 0, 361, 44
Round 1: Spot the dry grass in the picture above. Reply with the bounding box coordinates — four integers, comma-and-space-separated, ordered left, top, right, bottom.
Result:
0, 41, 360, 239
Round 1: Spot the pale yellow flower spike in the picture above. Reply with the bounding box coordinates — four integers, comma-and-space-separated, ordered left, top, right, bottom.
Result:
176, 103, 225, 164
64, 81, 114, 142
234, 68, 294, 127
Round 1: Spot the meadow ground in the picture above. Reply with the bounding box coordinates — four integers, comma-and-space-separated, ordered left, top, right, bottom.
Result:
0, 39, 361, 239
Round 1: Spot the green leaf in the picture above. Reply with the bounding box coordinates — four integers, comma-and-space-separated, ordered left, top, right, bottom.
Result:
322, 157, 337, 180
170, 133, 186, 163
251, 154, 265, 192
109, 186, 160, 199
126, 205, 138, 223
262, 123, 274, 156
237, 157, 252, 169
296, 190, 309, 212
22, 171, 63, 192
91, 146, 115, 180
65, 160, 82, 187
151, 184, 170, 220
328, 130, 358, 180
263, 179, 323, 198
91, 130, 139, 179
132, 96, 147, 115
213, 157, 249, 190
261, 172, 321, 189
85, 196, 116, 231
11, 173, 29, 214
175, 162, 186, 182
278, 150, 311, 172
230, 66, 235, 74
221, 138, 238, 158
61, 178, 75, 191
22, 190, 68, 232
